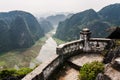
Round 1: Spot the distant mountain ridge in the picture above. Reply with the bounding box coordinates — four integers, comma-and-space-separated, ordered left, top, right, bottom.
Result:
37, 18, 54, 33
0, 10, 44, 52
55, 3, 120, 41
46, 14, 67, 26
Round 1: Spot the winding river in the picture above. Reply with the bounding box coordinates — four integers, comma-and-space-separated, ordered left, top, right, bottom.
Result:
30, 30, 57, 68
36, 37, 57, 62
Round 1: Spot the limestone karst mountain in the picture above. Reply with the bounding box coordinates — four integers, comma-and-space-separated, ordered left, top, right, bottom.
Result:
55, 3, 120, 41
98, 3, 120, 26
0, 10, 44, 52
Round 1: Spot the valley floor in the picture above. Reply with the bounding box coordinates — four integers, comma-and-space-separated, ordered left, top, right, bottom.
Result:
0, 36, 47, 70
0, 29, 57, 70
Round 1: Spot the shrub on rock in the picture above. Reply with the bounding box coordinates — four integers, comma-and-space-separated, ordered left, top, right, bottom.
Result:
79, 61, 104, 80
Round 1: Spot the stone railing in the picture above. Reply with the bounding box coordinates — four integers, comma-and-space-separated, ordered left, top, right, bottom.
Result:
89, 38, 113, 51
57, 40, 84, 57
57, 38, 112, 56
22, 40, 84, 80
42, 56, 63, 80
23, 55, 63, 80
22, 38, 112, 80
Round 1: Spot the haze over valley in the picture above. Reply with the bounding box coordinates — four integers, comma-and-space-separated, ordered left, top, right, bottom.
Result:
0, 0, 120, 80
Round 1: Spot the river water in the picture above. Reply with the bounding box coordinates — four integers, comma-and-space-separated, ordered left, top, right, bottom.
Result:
29, 30, 57, 68
36, 37, 57, 62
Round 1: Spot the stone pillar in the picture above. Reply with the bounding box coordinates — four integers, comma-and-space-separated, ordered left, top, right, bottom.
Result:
80, 28, 91, 52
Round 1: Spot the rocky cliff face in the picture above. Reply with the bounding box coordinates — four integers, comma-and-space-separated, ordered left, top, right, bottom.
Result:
55, 4, 120, 41
0, 10, 44, 52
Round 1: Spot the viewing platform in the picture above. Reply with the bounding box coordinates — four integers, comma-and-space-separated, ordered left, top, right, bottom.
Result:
69, 53, 103, 67
22, 28, 120, 80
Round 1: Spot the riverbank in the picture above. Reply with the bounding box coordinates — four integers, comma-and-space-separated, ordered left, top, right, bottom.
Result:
0, 28, 64, 70
0, 36, 47, 70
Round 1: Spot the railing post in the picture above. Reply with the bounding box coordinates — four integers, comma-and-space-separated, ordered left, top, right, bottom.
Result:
80, 28, 91, 52
56, 47, 62, 55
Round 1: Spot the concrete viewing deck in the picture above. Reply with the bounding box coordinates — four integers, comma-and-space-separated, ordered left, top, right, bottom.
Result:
69, 53, 103, 66
54, 53, 104, 80
58, 66, 79, 80
22, 28, 114, 80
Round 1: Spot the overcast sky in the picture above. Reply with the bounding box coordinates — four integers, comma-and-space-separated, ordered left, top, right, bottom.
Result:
0, 0, 120, 16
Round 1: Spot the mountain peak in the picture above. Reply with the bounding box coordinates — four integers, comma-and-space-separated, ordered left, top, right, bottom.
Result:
99, 3, 120, 15
55, 4, 120, 41
99, 3, 120, 25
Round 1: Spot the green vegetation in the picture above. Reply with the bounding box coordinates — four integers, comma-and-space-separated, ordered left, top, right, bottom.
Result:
79, 61, 104, 80
0, 67, 33, 79
115, 40, 120, 46
0, 36, 47, 70
53, 37, 65, 45
55, 4, 120, 41
0, 10, 44, 52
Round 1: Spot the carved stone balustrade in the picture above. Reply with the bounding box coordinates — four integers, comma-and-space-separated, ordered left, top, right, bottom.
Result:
57, 40, 84, 56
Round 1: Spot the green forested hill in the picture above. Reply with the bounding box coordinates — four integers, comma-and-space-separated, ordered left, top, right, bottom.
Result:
0, 10, 44, 52
98, 3, 120, 26
55, 3, 120, 41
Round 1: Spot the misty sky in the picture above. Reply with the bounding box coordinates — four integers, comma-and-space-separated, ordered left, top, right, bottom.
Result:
0, 0, 120, 16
